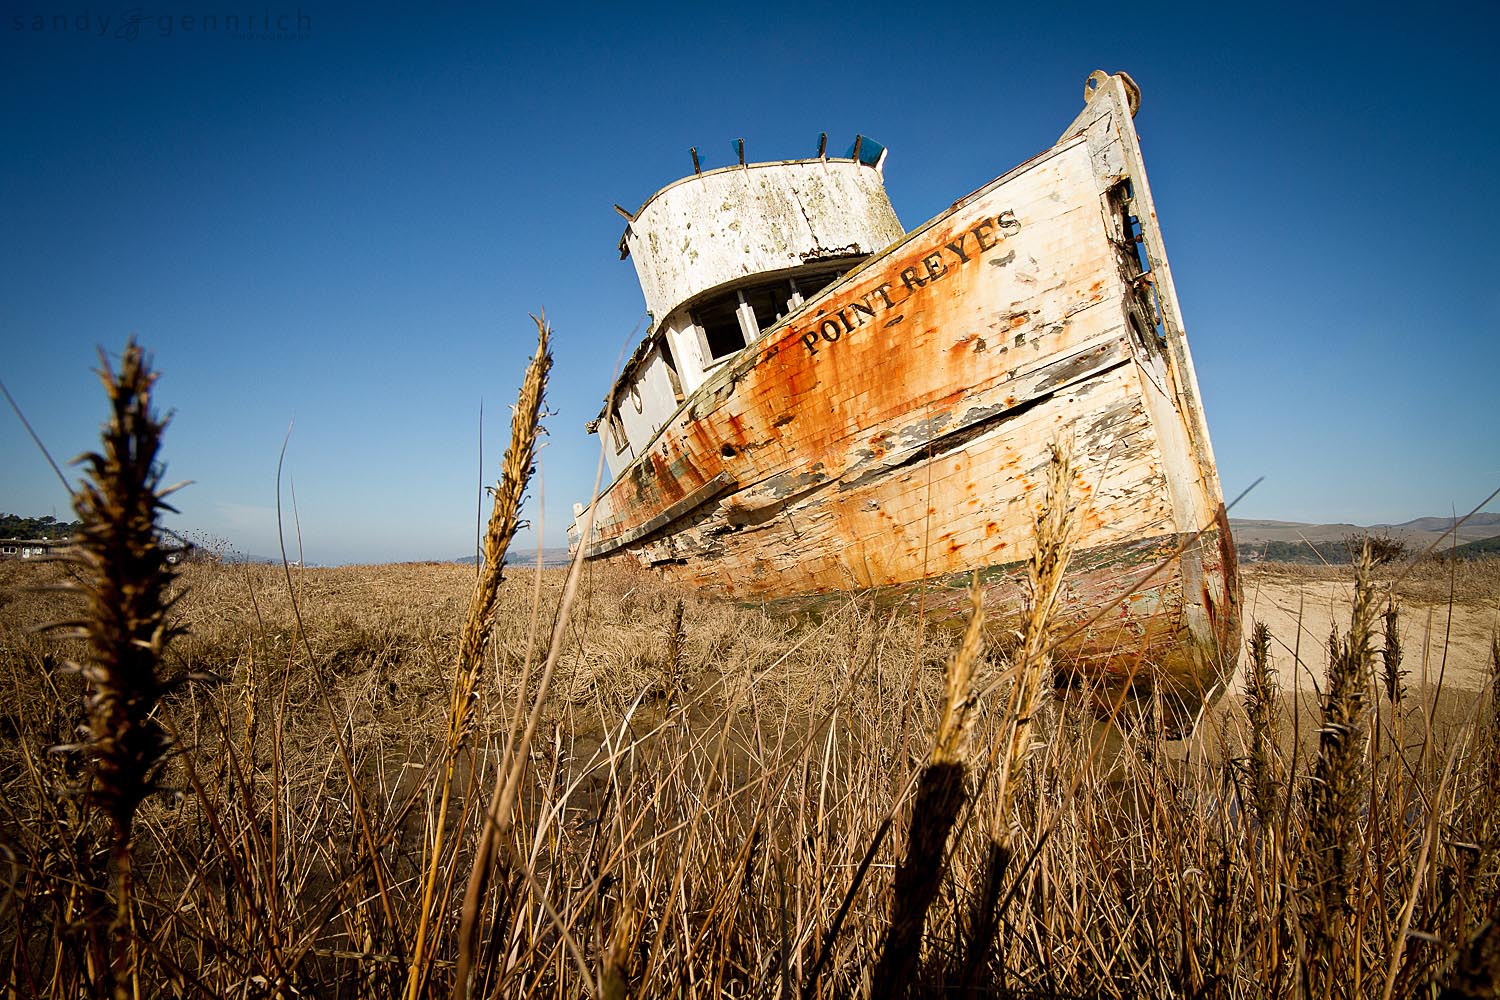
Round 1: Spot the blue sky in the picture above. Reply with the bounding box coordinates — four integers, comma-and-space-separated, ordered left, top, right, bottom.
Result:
2, 2, 1495, 564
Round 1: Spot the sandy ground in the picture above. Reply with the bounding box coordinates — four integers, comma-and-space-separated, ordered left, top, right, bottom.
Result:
1153, 569, 1500, 758
1233, 572, 1498, 697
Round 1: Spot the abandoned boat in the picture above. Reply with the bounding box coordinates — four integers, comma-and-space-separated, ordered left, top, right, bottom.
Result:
569, 71, 1239, 731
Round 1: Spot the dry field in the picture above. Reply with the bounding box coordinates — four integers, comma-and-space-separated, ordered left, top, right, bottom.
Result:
3, 548, 1499, 998
4, 337, 1499, 998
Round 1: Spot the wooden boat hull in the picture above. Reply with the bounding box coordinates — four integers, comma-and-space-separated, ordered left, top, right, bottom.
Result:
575, 74, 1239, 732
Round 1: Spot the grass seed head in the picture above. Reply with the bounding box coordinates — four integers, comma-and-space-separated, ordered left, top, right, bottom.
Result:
1304, 545, 1378, 967
67, 339, 182, 844
1244, 619, 1280, 826
456, 314, 552, 716
1381, 600, 1406, 706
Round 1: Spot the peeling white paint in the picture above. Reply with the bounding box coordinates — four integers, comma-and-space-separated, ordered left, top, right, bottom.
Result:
624, 160, 904, 324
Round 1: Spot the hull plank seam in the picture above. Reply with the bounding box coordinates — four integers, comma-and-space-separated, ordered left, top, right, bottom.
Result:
586, 471, 736, 558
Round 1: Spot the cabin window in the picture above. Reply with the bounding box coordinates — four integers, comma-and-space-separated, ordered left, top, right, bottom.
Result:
792, 270, 842, 302
658, 336, 685, 402
740, 283, 794, 336
693, 295, 749, 362
608, 410, 629, 453
689, 266, 862, 366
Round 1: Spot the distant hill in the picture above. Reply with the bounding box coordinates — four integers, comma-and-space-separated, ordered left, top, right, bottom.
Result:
1451, 535, 1500, 558
455, 547, 573, 568
1230, 513, 1500, 547
1230, 513, 1500, 564
223, 552, 279, 565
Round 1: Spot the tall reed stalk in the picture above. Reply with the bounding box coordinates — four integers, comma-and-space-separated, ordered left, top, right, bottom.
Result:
993, 441, 1076, 812
1380, 602, 1405, 707
961, 440, 1076, 988
870, 572, 984, 998
1244, 620, 1280, 827
405, 316, 551, 1000
1304, 545, 1378, 993
61, 339, 185, 998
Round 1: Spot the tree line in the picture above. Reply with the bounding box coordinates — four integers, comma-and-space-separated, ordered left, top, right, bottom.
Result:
1, 513, 82, 540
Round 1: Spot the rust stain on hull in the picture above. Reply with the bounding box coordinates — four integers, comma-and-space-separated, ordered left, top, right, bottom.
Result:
572, 71, 1240, 731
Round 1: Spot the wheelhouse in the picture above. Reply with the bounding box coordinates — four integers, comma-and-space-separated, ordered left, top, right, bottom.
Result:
588, 140, 905, 479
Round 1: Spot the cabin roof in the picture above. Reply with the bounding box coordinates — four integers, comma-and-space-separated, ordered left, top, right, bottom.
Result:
616, 142, 887, 260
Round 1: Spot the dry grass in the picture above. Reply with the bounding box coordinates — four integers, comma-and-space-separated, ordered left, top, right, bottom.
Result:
3, 340, 1500, 998
1246, 553, 1500, 605
5, 549, 1500, 997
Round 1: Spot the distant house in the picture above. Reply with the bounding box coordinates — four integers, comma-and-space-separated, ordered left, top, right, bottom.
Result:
0, 536, 198, 564
0, 538, 73, 561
